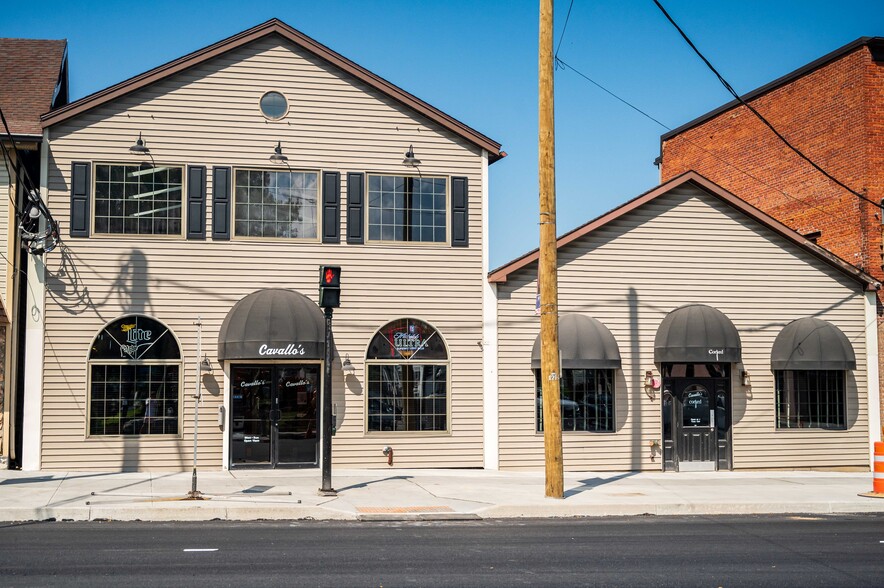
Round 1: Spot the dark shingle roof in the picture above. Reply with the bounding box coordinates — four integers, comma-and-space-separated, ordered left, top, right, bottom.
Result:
0, 38, 67, 136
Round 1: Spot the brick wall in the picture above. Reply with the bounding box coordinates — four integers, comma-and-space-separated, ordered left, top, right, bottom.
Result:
661, 43, 884, 436
662, 46, 881, 277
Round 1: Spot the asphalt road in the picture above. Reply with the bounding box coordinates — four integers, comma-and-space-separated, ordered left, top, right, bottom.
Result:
0, 514, 881, 587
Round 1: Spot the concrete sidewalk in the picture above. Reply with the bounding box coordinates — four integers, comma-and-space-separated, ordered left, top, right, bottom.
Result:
1, 468, 883, 522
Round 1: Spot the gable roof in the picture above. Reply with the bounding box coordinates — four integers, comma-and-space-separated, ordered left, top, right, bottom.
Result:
40, 19, 505, 163
488, 171, 880, 291
0, 38, 68, 137
661, 36, 884, 143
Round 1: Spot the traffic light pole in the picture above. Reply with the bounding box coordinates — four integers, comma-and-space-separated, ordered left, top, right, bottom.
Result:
319, 306, 336, 496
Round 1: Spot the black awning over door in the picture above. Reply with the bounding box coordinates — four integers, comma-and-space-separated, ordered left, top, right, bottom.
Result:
770, 317, 856, 370
531, 314, 622, 369
654, 304, 741, 363
218, 288, 325, 361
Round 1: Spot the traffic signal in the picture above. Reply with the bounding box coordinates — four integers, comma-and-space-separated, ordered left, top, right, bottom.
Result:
319, 265, 341, 308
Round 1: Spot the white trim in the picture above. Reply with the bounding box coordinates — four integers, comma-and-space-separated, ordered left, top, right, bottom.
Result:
866, 291, 881, 470
222, 363, 230, 470
481, 149, 499, 470
21, 131, 50, 471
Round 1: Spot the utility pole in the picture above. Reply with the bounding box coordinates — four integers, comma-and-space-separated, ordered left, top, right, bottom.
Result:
538, 0, 563, 498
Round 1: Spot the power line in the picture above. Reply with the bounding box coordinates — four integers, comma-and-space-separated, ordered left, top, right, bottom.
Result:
554, 0, 577, 60
0, 105, 61, 254
553, 57, 836, 221
556, 57, 671, 130
653, 0, 876, 208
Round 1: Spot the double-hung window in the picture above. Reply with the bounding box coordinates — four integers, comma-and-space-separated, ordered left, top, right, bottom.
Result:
234, 169, 319, 239
94, 163, 184, 235
367, 175, 447, 243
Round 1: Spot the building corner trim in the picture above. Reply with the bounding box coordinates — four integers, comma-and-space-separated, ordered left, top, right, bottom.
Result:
21, 131, 49, 471
481, 150, 499, 470
866, 291, 881, 470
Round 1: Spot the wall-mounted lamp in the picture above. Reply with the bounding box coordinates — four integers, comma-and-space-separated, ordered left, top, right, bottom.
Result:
199, 355, 213, 374
342, 353, 356, 376
270, 141, 288, 163
402, 145, 421, 167
129, 132, 150, 155
644, 370, 661, 400
741, 370, 751, 387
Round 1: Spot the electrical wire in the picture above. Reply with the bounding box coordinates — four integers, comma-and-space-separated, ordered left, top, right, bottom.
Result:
0, 105, 61, 254
553, 57, 836, 221
554, 0, 577, 61
653, 0, 876, 208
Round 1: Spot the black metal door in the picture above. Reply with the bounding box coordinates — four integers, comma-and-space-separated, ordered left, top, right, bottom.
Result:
674, 379, 717, 469
230, 364, 319, 468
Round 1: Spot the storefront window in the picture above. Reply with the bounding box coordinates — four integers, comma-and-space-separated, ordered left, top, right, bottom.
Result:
233, 169, 318, 239
88, 315, 181, 436
367, 175, 447, 243
775, 370, 846, 430
94, 163, 183, 235
365, 318, 448, 432
535, 369, 615, 432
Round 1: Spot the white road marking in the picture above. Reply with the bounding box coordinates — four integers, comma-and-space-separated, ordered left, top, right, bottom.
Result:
183, 548, 218, 552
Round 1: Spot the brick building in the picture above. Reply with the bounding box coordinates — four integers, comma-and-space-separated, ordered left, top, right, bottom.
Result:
659, 36, 884, 433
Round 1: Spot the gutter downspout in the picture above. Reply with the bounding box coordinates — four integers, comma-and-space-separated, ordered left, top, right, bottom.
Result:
482, 149, 499, 470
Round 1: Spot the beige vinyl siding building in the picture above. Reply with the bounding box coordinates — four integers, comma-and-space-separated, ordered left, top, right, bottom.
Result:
31, 20, 503, 471
490, 173, 880, 472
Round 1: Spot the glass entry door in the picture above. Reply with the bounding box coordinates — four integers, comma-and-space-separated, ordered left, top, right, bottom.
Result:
230, 364, 319, 467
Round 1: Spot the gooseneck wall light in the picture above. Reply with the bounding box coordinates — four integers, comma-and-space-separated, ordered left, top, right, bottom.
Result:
129, 132, 150, 155
402, 145, 421, 167
270, 141, 288, 163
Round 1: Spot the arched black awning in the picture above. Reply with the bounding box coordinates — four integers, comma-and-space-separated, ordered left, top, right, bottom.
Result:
531, 314, 621, 369
771, 317, 856, 370
218, 289, 325, 361
654, 304, 741, 363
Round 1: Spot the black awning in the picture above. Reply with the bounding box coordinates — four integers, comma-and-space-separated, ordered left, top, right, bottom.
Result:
654, 304, 741, 363
531, 314, 622, 369
218, 288, 325, 361
771, 317, 856, 370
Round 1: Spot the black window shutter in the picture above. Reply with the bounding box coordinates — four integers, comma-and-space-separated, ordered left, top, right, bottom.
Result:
346, 172, 364, 244
69, 161, 90, 237
322, 171, 341, 244
212, 167, 231, 240
186, 166, 206, 240
451, 176, 469, 247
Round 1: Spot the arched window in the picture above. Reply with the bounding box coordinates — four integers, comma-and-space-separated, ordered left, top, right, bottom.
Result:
365, 318, 448, 432
88, 315, 181, 436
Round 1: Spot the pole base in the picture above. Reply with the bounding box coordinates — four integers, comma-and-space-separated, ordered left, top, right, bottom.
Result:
318, 488, 338, 497
185, 490, 207, 500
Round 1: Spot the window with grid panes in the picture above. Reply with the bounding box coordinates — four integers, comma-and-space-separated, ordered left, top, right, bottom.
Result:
365, 318, 448, 432
367, 175, 447, 243
535, 369, 615, 432
775, 370, 846, 430
94, 163, 183, 235
88, 315, 181, 436
233, 169, 318, 239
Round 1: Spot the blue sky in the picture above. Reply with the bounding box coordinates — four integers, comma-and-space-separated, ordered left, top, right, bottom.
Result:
3, 1, 882, 267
